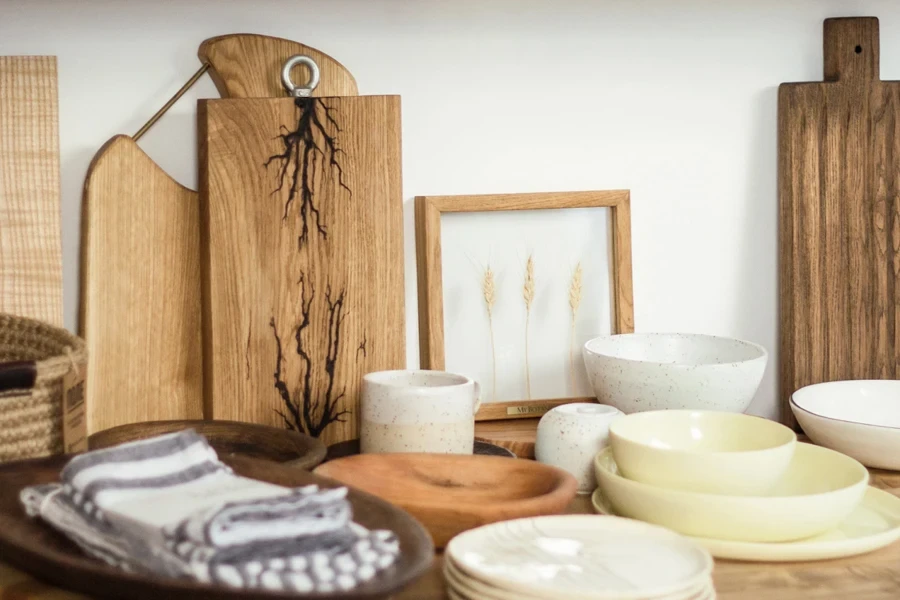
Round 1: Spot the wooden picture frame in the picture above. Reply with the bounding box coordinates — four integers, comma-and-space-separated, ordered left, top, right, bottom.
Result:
415, 191, 634, 421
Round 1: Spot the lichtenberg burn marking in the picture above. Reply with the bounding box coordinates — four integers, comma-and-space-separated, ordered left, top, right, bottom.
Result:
271, 272, 355, 437
264, 97, 352, 249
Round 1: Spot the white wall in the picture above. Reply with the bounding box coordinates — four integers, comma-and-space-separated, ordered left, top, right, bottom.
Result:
3, 0, 898, 420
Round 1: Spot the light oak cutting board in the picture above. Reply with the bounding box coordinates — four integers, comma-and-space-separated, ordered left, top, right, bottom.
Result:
0, 57, 62, 326
199, 95, 404, 446
779, 17, 900, 428
199, 34, 358, 98
80, 136, 204, 433
79, 37, 358, 433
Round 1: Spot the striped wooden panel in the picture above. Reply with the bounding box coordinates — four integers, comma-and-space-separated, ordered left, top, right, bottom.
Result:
0, 57, 62, 326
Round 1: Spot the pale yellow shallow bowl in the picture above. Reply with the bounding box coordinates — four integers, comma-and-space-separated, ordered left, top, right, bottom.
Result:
592, 486, 900, 562
595, 442, 869, 543
609, 410, 797, 495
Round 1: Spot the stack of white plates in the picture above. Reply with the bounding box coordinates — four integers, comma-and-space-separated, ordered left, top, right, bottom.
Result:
443, 515, 716, 600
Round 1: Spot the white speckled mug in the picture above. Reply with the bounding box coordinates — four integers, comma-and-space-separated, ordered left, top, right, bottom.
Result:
360, 370, 482, 454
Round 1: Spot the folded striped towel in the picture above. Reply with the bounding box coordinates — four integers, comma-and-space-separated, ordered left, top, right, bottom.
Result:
21, 430, 400, 592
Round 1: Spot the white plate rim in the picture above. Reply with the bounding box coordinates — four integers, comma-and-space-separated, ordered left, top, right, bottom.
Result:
790, 380, 900, 431
444, 557, 717, 600
445, 514, 713, 600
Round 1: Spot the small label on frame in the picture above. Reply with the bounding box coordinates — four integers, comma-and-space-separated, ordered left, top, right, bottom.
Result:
506, 404, 552, 416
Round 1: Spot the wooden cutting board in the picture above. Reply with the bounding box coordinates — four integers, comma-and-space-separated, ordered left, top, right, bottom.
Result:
0, 57, 63, 326
779, 17, 900, 428
80, 38, 358, 434
199, 95, 404, 446
199, 34, 358, 97
80, 136, 204, 433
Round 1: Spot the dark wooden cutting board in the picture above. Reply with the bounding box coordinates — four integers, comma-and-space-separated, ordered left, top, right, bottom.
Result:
779, 17, 900, 428
199, 96, 404, 446
0, 454, 432, 600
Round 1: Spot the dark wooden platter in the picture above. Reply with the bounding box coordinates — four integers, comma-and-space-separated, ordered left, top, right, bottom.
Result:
325, 439, 516, 462
0, 454, 433, 599
88, 420, 327, 470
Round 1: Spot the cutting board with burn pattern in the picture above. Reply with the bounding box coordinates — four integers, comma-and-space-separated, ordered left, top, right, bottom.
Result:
199, 94, 404, 446
80, 37, 360, 434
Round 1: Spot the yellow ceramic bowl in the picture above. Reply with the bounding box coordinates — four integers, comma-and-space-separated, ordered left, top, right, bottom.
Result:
608, 410, 797, 495
594, 442, 869, 543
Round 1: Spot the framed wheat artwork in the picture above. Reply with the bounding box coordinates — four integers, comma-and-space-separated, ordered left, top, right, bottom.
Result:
415, 190, 634, 421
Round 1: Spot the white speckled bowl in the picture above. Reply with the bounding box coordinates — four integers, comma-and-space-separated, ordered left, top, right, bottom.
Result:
534, 403, 624, 494
582, 333, 768, 414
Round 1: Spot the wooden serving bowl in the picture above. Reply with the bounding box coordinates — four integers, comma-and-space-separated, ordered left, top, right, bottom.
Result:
314, 453, 578, 547
88, 420, 327, 470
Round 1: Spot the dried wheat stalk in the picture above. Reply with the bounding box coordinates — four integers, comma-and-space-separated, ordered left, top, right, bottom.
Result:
569, 262, 583, 393
482, 265, 497, 401
522, 255, 535, 399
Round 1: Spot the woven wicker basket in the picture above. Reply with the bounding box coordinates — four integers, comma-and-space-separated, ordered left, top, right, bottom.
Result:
0, 312, 87, 462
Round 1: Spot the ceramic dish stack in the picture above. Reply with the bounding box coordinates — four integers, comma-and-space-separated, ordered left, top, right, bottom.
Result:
444, 515, 716, 600
591, 410, 900, 561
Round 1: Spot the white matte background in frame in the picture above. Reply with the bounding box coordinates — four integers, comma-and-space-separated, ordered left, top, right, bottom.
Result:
441, 207, 615, 403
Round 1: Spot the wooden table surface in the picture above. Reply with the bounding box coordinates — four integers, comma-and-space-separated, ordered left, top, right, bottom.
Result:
2, 450, 900, 599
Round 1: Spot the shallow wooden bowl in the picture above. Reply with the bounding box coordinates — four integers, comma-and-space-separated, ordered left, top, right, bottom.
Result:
88, 420, 327, 470
314, 453, 578, 547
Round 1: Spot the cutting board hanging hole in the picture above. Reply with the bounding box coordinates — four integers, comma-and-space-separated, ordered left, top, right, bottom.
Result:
824, 17, 879, 82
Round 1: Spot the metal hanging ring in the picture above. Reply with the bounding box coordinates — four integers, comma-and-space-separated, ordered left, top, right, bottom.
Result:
281, 55, 320, 98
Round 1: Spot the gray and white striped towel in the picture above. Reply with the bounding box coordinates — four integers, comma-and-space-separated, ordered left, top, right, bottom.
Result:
21, 429, 400, 592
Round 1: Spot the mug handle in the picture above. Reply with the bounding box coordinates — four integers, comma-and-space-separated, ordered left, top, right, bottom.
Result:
472, 380, 482, 415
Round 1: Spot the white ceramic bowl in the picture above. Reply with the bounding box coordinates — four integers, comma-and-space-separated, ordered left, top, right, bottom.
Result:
594, 442, 869, 543
791, 380, 900, 470
582, 333, 768, 414
535, 403, 624, 494
609, 410, 797, 495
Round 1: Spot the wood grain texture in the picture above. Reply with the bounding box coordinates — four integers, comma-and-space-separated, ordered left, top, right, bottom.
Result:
80, 43, 359, 436
200, 96, 404, 446
0, 57, 62, 326
87, 419, 327, 470
415, 191, 634, 421
79, 135, 203, 434
474, 418, 539, 458
314, 453, 577, 548
779, 17, 900, 429
198, 34, 358, 98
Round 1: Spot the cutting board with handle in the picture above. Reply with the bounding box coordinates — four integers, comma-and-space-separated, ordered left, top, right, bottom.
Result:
80, 37, 358, 434
199, 89, 404, 446
0, 56, 63, 326
199, 34, 358, 97
779, 17, 900, 428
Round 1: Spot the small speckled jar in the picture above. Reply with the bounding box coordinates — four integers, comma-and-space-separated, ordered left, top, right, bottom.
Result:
535, 403, 624, 494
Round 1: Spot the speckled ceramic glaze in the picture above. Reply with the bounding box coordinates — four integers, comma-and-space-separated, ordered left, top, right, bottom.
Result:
360, 370, 481, 454
582, 333, 768, 414
534, 403, 624, 494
